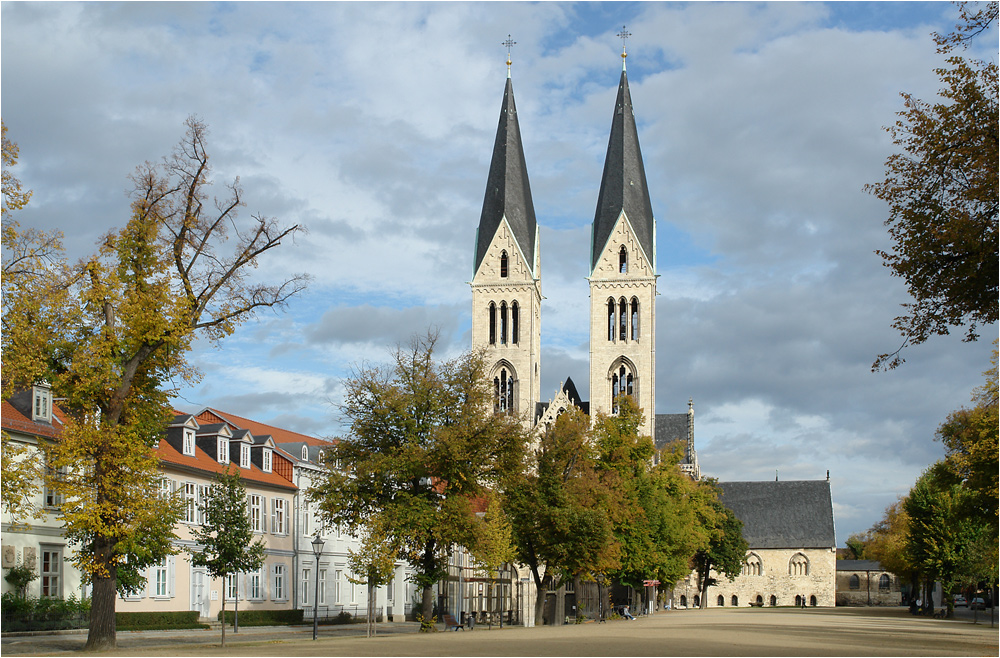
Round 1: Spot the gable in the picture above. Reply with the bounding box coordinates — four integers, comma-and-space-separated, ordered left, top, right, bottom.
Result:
590, 211, 653, 279
473, 218, 535, 282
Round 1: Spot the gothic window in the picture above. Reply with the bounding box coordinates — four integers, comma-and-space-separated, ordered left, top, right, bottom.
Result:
493, 367, 515, 414
499, 302, 508, 345
617, 298, 627, 341
743, 553, 762, 576
789, 553, 809, 576
878, 574, 891, 591
511, 301, 519, 345
489, 303, 496, 345
619, 245, 627, 274
610, 361, 636, 413
849, 574, 860, 590
630, 298, 639, 340
607, 299, 616, 341
500, 251, 508, 278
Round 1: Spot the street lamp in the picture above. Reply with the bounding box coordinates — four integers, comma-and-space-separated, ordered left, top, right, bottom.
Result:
311, 533, 325, 641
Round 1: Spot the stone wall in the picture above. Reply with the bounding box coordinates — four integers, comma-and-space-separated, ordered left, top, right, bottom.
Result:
671, 547, 837, 608
835, 569, 902, 606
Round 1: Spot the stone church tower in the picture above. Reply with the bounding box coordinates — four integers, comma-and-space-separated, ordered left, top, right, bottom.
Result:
470, 67, 542, 421
588, 59, 657, 439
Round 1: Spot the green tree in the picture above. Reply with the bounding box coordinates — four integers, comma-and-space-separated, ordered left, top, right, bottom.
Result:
468, 493, 516, 628
189, 468, 266, 647
309, 334, 527, 628
345, 513, 399, 637
506, 406, 619, 626
1, 117, 306, 650
692, 491, 749, 609
868, 2, 998, 370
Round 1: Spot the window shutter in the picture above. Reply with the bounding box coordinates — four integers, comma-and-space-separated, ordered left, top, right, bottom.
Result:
270, 498, 277, 534
261, 565, 269, 600
168, 556, 176, 598
261, 496, 268, 533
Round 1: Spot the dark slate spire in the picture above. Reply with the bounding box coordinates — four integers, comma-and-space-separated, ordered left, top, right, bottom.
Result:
475, 77, 538, 277
591, 69, 655, 274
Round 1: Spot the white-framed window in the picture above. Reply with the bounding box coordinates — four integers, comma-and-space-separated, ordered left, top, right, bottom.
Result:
217, 438, 229, 464
387, 577, 394, 602
248, 570, 262, 600
158, 478, 173, 499
249, 495, 263, 532
153, 558, 169, 597
272, 498, 286, 535
226, 574, 240, 601
334, 569, 343, 604
240, 443, 251, 469
301, 568, 311, 606
319, 569, 327, 605
262, 448, 272, 473
197, 484, 210, 524
301, 445, 308, 461
40, 547, 62, 598
350, 573, 358, 604
33, 385, 52, 423
303, 505, 311, 537
44, 464, 67, 508
182, 429, 195, 456
273, 564, 285, 601
183, 482, 197, 524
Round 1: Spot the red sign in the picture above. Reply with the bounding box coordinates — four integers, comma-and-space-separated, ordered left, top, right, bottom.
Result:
643, 579, 660, 587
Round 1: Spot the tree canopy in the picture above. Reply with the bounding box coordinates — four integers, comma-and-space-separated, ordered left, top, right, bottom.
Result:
868, 2, 998, 370
1, 117, 307, 650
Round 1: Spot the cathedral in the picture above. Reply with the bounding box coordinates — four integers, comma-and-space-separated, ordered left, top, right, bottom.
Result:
469, 46, 698, 475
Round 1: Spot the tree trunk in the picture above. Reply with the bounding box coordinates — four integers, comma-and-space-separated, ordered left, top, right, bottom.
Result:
221, 590, 227, 647
421, 584, 434, 627
84, 555, 118, 651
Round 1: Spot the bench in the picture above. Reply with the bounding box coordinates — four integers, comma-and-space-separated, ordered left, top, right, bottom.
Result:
749, 601, 764, 607
442, 613, 464, 631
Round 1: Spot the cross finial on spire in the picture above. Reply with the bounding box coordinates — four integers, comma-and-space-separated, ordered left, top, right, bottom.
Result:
617, 25, 631, 70
503, 34, 517, 78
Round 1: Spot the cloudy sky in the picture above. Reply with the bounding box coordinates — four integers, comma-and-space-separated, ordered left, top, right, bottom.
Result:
3, 1, 995, 544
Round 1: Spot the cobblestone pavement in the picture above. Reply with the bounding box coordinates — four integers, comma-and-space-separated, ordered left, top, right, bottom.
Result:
2, 607, 996, 657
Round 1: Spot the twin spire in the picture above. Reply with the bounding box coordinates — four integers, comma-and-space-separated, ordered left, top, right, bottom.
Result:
475, 28, 653, 278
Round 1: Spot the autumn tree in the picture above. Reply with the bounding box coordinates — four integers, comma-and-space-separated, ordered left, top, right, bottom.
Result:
506, 406, 619, 626
861, 498, 918, 592
309, 334, 527, 629
692, 489, 749, 609
468, 493, 517, 628
868, 2, 998, 370
1, 117, 307, 650
346, 513, 399, 637
190, 469, 266, 647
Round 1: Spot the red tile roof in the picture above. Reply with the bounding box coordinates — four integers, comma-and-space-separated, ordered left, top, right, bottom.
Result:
195, 407, 334, 447
1, 400, 67, 440
157, 438, 296, 491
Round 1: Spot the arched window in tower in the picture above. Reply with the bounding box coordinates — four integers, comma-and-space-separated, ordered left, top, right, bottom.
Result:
499, 301, 508, 345
611, 361, 636, 413
607, 299, 616, 342
630, 298, 640, 341
493, 367, 515, 414
619, 245, 628, 274
488, 303, 496, 345
619, 298, 628, 342
511, 301, 519, 345
500, 251, 508, 278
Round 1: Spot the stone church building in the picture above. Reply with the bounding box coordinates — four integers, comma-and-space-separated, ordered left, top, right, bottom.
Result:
468, 47, 835, 618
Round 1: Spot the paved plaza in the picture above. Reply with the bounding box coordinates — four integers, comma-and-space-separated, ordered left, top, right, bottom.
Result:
2, 607, 996, 657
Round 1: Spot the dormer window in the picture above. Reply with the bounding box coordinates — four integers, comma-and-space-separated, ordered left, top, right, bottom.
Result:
317, 450, 324, 464
182, 429, 195, 456
217, 438, 229, 465
240, 444, 251, 469
32, 384, 52, 423
301, 446, 309, 461
262, 448, 272, 473
500, 251, 508, 278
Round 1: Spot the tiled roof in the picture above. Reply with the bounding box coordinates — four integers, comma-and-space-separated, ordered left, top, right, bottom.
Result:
718, 480, 836, 549
836, 560, 884, 572
653, 413, 688, 451
157, 438, 296, 491
195, 408, 332, 447
1, 399, 66, 440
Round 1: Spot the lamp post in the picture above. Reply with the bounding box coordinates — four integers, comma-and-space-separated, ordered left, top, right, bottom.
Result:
311, 533, 325, 641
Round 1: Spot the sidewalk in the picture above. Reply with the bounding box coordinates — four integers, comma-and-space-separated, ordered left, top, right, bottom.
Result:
1, 621, 423, 655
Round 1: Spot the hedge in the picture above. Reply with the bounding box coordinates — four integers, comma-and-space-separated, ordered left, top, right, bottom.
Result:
117, 610, 208, 631
218, 608, 304, 626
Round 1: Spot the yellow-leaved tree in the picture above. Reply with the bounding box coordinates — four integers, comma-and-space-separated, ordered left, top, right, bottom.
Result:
1, 117, 308, 651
